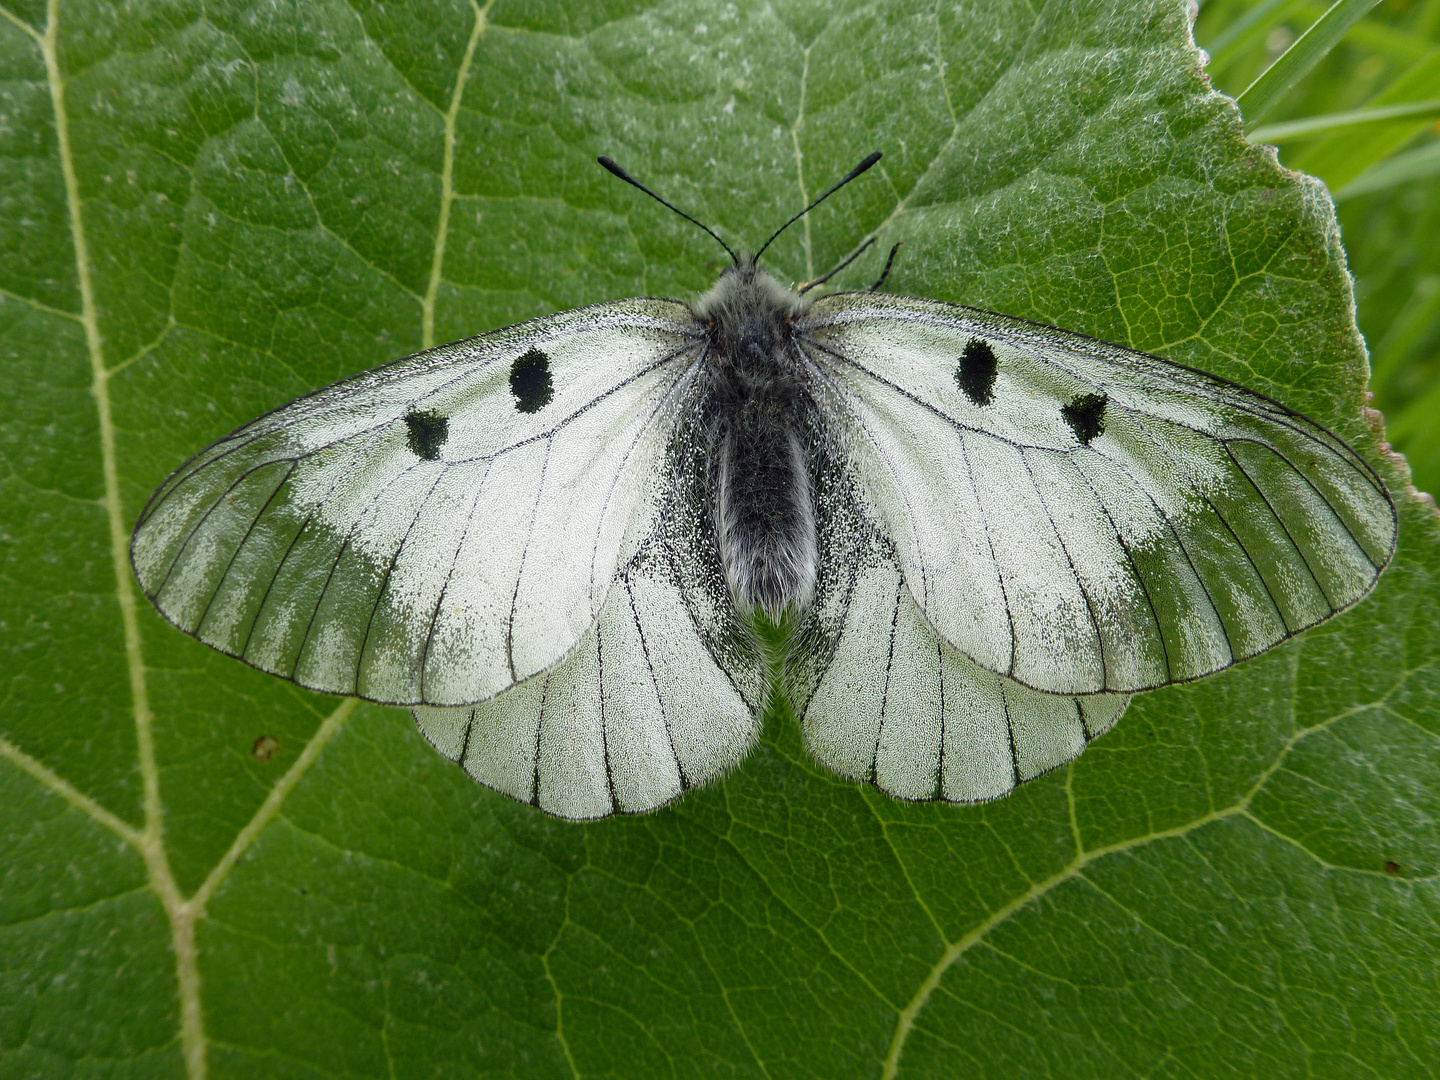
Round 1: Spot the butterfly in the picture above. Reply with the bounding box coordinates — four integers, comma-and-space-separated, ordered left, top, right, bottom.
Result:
130, 152, 1397, 819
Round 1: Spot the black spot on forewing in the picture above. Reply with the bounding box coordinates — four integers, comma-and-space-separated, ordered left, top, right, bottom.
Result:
1062, 392, 1107, 445
955, 338, 997, 406
510, 348, 554, 413
405, 410, 449, 460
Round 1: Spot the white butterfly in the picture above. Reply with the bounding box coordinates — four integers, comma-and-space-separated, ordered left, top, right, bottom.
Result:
131, 153, 1396, 819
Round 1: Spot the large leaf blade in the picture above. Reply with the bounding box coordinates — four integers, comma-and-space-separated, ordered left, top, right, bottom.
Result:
1, 0, 1435, 1077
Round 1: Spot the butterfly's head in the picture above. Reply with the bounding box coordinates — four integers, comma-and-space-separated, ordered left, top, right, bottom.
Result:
693, 259, 810, 351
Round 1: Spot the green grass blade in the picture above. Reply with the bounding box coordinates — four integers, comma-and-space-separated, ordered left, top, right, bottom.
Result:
1368, 275, 1440, 394
1249, 99, 1440, 141
1385, 376, 1440, 448
1204, 0, 1292, 65
1388, 385, 1440, 499
1295, 48, 1440, 188
1336, 139, 1440, 198
1238, 0, 1383, 126
1293, 0, 1434, 61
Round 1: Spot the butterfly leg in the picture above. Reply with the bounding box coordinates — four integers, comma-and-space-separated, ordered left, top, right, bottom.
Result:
798, 237, 877, 295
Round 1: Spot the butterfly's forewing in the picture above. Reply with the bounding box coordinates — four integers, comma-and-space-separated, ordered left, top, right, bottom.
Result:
132, 300, 704, 706
798, 293, 1396, 696
414, 413, 769, 818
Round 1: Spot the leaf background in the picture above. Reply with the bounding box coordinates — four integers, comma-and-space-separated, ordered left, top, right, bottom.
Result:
1, 0, 1437, 1077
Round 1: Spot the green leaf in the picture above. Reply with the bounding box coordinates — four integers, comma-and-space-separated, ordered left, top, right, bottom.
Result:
2, 1, 1436, 1078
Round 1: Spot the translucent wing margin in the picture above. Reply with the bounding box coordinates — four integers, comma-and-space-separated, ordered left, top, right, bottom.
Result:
131, 300, 704, 706
799, 293, 1396, 696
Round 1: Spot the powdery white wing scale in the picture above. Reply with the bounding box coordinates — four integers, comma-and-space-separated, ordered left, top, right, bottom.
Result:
800, 542, 1128, 803
131, 300, 705, 706
414, 507, 768, 818
798, 293, 1397, 696
788, 454, 1127, 804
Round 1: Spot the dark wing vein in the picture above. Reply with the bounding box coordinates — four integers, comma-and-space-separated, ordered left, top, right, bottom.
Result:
795, 343, 939, 617
355, 466, 453, 692
1129, 416, 1290, 639
416, 461, 495, 702
624, 577, 688, 790
150, 456, 296, 601
1224, 434, 1388, 572
1001, 681, 1021, 786
237, 463, 351, 661
799, 329, 1385, 501
290, 459, 429, 686
954, 431, 1018, 677
869, 576, 904, 785
932, 640, 946, 800
1017, 447, 1107, 687
582, 359, 702, 610
597, 621, 617, 815
138, 336, 704, 534
1087, 447, 1238, 671
806, 302, 1373, 463
458, 708, 476, 768
530, 673, 553, 807
799, 338, 1019, 678
1067, 459, 1173, 684
1222, 442, 1334, 609
191, 460, 298, 634
505, 436, 555, 684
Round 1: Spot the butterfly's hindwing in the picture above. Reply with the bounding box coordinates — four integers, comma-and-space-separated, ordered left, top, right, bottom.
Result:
415, 411, 768, 819
793, 459, 1129, 804
132, 301, 705, 706
798, 293, 1396, 696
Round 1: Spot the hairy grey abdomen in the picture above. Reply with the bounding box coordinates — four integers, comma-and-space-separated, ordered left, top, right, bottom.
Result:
713, 409, 817, 618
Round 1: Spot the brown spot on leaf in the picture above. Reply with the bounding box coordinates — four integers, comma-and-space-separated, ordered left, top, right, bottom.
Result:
252, 735, 280, 762
1384, 861, 1400, 874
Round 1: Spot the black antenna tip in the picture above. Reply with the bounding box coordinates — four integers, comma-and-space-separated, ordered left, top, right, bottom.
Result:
753, 150, 886, 261
837, 151, 883, 185
597, 155, 628, 179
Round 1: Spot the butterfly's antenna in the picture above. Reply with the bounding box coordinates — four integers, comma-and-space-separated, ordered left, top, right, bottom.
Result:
754, 151, 882, 262
598, 156, 739, 266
